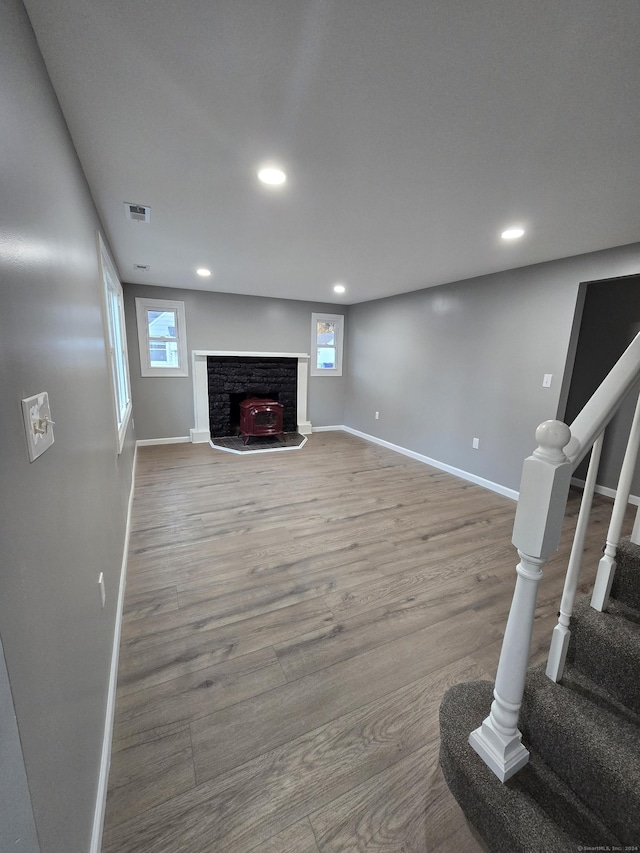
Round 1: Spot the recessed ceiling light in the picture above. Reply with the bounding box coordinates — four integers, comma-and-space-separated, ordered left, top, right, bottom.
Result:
501, 227, 525, 240
333, 283, 346, 294
257, 165, 287, 186
196, 268, 212, 277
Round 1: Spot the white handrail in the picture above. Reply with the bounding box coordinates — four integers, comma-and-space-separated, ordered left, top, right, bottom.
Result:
469, 330, 640, 782
564, 332, 640, 467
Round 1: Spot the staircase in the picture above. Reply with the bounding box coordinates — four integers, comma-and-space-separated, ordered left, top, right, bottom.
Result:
440, 331, 640, 851
440, 536, 640, 850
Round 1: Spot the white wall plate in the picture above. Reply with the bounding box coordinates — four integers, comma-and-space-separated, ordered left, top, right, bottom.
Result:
22, 392, 55, 462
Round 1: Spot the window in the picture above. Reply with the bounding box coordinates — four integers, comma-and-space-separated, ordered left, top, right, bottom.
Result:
98, 234, 132, 452
310, 312, 344, 376
135, 297, 188, 377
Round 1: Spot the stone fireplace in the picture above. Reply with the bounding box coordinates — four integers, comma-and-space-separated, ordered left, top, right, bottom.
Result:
207, 356, 297, 437
190, 351, 312, 443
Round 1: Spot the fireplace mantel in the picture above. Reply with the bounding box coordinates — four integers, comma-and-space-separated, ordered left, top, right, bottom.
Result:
190, 350, 312, 443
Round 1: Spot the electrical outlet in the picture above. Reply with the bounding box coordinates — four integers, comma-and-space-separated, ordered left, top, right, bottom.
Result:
472, 437, 480, 449
98, 573, 106, 608
375, 411, 380, 420
543, 374, 552, 388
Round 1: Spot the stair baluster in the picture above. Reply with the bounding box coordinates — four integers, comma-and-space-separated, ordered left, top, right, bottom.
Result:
632, 505, 640, 545
591, 390, 640, 611
546, 432, 604, 682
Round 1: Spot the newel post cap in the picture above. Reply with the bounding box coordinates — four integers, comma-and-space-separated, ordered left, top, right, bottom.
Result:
532, 420, 572, 464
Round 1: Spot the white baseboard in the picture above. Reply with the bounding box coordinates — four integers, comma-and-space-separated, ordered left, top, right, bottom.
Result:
136, 436, 191, 446
314, 425, 519, 501
90, 443, 137, 853
570, 476, 640, 506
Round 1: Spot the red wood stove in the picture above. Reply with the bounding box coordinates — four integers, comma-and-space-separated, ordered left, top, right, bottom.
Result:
239, 398, 285, 445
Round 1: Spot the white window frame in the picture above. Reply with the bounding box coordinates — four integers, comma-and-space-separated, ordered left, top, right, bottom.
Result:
310, 312, 344, 377
135, 297, 189, 377
98, 234, 132, 453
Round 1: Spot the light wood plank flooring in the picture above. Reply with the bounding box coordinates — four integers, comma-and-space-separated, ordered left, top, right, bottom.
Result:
102, 431, 634, 852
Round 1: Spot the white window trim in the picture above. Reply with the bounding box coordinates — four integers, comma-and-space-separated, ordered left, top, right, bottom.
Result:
310, 312, 344, 377
135, 297, 189, 378
98, 234, 132, 453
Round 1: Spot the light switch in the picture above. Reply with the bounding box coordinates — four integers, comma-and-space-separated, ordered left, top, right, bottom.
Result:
542, 374, 553, 388
22, 392, 55, 462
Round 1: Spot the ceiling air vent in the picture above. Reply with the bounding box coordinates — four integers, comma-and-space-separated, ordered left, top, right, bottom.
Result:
133, 264, 150, 272
124, 202, 151, 223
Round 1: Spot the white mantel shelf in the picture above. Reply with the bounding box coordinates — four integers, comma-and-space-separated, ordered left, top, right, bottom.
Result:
190, 350, 312, 443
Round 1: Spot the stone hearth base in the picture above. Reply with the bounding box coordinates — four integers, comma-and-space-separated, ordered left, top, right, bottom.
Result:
209, 432, 307, 455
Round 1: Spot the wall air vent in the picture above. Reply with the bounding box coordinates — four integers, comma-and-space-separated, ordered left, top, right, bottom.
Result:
124, 202, 151, 223
133, 264, 150, 272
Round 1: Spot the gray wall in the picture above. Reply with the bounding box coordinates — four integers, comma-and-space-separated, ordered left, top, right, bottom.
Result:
1, 2, 135, 851
565, 275, 640, 495
123, 284, 347, 439
345, 243, 640, 493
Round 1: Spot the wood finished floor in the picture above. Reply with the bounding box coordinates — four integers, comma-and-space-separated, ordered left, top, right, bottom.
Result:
102, 431, 634, 852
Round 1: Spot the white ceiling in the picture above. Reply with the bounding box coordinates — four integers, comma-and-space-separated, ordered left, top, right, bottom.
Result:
23, 0, 640, 304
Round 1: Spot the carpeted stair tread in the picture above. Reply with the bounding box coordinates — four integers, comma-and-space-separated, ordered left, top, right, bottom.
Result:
611, 537, 640, 610
520, 664, 640, 845
566, 595, 640, 714
439, 680, 622, 852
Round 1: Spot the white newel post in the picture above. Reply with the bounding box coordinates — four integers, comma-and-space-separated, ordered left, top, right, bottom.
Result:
469, 420, 573, 782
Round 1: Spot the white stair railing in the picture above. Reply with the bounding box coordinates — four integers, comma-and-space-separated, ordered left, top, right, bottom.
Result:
469, 331, 640, 782
547, 390, 640, 685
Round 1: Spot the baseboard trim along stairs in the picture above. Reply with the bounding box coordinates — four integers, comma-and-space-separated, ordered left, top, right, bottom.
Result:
440, 537, 640, 851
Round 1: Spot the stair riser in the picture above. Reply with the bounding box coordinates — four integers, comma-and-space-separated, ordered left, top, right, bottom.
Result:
571, 618, 640, 715
611, 539, 640, 610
